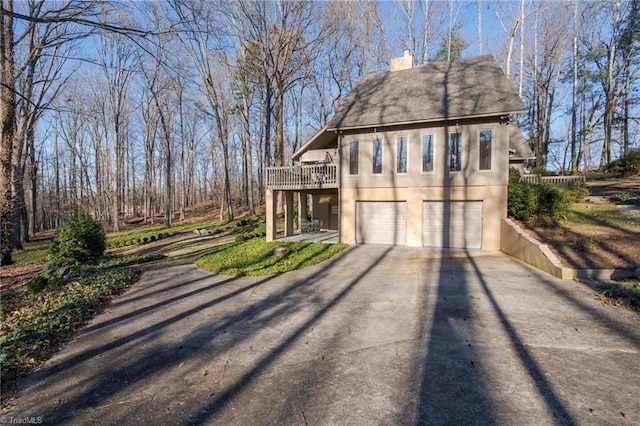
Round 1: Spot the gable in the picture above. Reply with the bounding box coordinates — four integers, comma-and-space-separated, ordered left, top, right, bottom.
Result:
508, 124, 535, 160
327, 55, 526, 131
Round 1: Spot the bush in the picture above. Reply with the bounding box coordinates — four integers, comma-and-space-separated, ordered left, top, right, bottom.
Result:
49, 211, 106, 265
508, 170, 540, 221
537, 184, 571, 221
251, 228, 266, 238
508, 169, 575, 222
566, 184, 589, 203
235, 227, 266, 242
604, 149, 640, 177
610, 192, 640, 206
27, 275, 49, 294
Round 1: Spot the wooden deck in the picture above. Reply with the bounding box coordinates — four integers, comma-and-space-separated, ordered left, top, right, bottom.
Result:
266, 164, 337, 190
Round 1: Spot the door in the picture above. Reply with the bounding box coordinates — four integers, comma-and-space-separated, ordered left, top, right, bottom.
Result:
356, 201, 406, 245
423, 201, 483, 249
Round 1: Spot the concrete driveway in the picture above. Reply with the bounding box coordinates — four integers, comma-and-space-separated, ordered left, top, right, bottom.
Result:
3, 246, 639, 425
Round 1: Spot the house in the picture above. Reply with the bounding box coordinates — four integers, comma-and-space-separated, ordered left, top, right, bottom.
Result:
265, 53, 534, 250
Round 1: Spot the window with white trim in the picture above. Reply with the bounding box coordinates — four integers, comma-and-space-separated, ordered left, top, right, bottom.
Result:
422, 134, 434, 172
479, 129, 492, 170
449, 132, 462, 171
349, 140, 359, 175
396, 136, 407, 174
372, 137, 382, 174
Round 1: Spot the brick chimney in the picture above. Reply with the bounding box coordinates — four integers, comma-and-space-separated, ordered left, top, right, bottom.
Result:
390, 49, 413, 72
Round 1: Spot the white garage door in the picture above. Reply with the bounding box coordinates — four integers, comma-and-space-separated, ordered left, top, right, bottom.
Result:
356, 201, 406, 245
423, 201, 483, 249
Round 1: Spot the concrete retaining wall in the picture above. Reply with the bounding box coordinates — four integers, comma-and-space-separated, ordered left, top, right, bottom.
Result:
500, 219, 574, 280
501, 219, 639, 281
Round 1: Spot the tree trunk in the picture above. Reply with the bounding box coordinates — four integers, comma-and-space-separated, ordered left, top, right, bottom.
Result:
264, 77, 272, 168
1, 0, 15, 265
274, 85, 284, 168
571, 0, 578, 172
242, 89, 255, 215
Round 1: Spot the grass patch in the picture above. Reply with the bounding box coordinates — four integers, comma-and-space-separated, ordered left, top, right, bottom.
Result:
12, 240, 50, 266
195, 238, 348, 276
106, 218, 227, 249
0, 252, 163, 397
566, 205, 640, 227
595, 281, 640, 312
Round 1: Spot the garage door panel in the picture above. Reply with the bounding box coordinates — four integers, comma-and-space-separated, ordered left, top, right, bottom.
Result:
356, 202, 406, 245
423, 201, 482, 249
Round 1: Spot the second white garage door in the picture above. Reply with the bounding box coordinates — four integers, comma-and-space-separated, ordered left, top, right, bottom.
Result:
423, 201, 483, 249
356, 201, 406, 245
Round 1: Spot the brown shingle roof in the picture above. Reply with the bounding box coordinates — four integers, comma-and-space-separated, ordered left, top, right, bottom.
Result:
508, 124, 535, 160
327, 55, 526, 131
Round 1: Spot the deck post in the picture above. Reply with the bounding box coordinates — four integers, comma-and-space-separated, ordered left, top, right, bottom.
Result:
284, 191, 294, 237
266, 189, 277, 241
299, 191, 308, 231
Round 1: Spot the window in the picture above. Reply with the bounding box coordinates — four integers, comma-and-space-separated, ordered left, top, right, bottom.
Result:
372, 137, 382, 174
422, 134, 434, 172
349, 140, 359, 175
479, 129, 492, 170
396, 136, 407, 174
449, 132, 462, 171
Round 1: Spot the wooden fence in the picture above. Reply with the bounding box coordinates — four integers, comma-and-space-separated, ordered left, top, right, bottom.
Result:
520, 175, 586, 186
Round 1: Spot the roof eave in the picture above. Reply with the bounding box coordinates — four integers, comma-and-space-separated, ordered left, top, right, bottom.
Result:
327, 109, 526, 132
291, 125, 334, 161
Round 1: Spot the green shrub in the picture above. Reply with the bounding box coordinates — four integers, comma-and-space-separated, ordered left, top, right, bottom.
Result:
251, 228, 266, 238
610, 192, 640, 206
567, 184, 589, 203
49, 211, 106, 265
537, 184, 571, 221
508, 180, 539, 221
150, 235, 156, 242
27, 275, 49, 294
604, 149, 640, 176
508, 168, 522, 186
142, 237, 149, 243
508, 169, 575, 222
235, 234, 248, 242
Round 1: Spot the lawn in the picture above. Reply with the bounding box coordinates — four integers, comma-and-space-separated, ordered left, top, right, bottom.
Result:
195, 238, 348, 276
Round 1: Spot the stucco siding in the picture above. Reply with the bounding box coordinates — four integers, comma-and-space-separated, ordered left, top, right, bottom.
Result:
340, 185, 506, 250
340, 120, 510, 190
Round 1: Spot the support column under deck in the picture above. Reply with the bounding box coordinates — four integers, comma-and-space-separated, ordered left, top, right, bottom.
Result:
266, 189, 277, 242
299, 191, 308, 230
284, 191, 294, 237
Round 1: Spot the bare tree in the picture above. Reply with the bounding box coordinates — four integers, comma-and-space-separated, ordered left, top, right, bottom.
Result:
97, 32, 135, 231
170, 0, 234, 221
1, 0, 15, 265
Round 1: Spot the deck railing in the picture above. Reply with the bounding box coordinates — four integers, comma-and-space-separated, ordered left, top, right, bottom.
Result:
266, 163, 338, 190
520, 174, 586, 186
